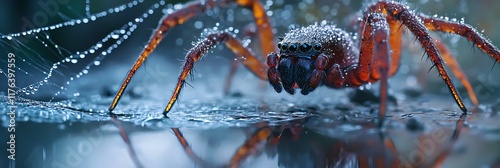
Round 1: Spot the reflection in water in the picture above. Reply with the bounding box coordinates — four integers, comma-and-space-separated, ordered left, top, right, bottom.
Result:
3, 97, 500, 168
110, 114, 144, 168
108, 113, 467, 168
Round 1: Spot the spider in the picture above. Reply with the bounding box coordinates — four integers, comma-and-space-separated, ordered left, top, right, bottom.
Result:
108, 0, 500, 126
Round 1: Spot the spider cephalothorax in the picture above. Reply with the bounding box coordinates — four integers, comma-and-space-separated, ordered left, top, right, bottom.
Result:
268, 24, 359, 95
109, 0, 500, 127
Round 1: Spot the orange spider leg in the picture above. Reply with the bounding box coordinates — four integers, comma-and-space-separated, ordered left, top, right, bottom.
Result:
344, 17, 374, 86
233, 0, 276, 57
223, 23, 262, 95
434, 38, 479, 107
351, 14, 375, 83
109, 0, 275, 112
165, 32, 267, 114
419, 13, 500, 107
228, 124, 272, 168
369, 1, 467, 112
352, 11, 402, 78
419, 14, 500, 62
346, 12, 391, 127
371, 14, 392, 128
224, 61, 240, 95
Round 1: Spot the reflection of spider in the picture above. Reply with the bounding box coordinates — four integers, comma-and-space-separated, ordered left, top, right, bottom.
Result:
108, 0, 500, 126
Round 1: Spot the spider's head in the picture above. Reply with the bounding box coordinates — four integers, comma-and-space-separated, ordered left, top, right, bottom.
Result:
270, 23, 353, 95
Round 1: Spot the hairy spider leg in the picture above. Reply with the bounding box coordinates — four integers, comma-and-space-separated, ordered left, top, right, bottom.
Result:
368, 13, 479, 108
171, 128, 212, 167
362, 11, 477, 108
368, 1, 467, 113
165, 32, 267, 114
109, 0, 275, 112
223, 22, 271, 95
434, 38, 479, 107
345, 13, 391, 127
419, 14, 500, 107
352, 13, 402, 78
419, 14, 500, 62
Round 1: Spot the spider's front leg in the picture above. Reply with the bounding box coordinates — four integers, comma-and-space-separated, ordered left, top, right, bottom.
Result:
346, 13, 391, 127
164, 31, 267, 114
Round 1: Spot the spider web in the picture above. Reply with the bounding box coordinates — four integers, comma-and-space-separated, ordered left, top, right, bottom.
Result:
0, 0, 168, 102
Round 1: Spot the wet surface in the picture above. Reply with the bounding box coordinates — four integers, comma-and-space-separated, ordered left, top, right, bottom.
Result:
2, 91, 500, 168
2, 0, 500, 168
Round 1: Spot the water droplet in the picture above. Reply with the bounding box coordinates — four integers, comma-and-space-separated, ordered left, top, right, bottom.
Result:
111, 34, 120, 39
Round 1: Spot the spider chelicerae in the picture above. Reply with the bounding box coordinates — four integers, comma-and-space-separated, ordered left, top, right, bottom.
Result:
108, 0, 500, 126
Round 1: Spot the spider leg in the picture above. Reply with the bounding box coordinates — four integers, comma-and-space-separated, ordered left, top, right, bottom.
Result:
224, 61, 240, 95
369, 1, 467, 112
109, 0, 275, 112
346, 13, 391, 127
355, 13, 402, 78
165, 32, 267, 114
433, 37, 479, 107
419, 14, 500, 62
372, 15, 391, 128
223, 23, 267, 95
376, 14, 479, 107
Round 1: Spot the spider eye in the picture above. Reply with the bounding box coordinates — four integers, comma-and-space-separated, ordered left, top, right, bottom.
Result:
281, 43, 289, 51
299, 43, 312, 52
289, 43, 298, 52
277, 43, 282, 49
313, 43, 322, 51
